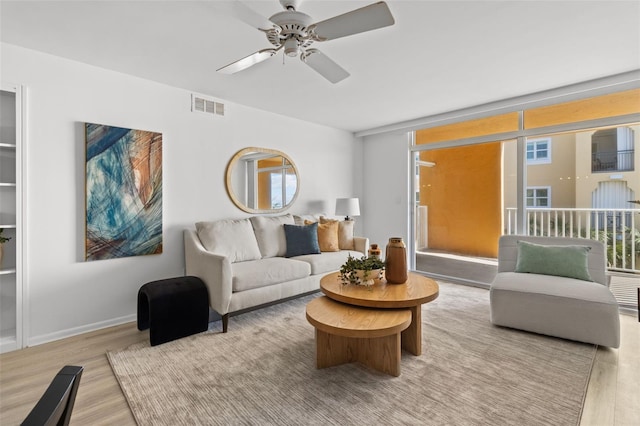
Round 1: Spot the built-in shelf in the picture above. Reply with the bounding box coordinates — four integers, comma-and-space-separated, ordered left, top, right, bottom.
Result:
1, 84, 23, 354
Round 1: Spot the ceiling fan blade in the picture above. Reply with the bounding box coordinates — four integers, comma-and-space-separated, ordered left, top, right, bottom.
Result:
310, 1, 395, 41
214, 0, 274, 31
217, 49, 278, 74
300, 49, 350, 84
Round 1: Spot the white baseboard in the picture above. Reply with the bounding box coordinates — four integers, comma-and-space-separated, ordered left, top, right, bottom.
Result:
0, 336, 18, 354
27, 314, 137, 348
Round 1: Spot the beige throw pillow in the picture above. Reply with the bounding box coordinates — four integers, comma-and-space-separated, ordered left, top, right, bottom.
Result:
305, 219, 340, 252
318, 216, 335, 224
320, 216, 355, 251
338, 220, 355, 250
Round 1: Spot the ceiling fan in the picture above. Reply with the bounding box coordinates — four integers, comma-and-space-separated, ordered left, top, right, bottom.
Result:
216, 0, 395, 83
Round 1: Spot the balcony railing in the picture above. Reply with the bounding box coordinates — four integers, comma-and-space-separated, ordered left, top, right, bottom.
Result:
591, 149, 634, 172
505, 207, 640, 273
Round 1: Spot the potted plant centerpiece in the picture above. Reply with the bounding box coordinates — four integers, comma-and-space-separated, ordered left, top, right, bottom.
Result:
340, 254, 385, 286
0, 228, 11, 267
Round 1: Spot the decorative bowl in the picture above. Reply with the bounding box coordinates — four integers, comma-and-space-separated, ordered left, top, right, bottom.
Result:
354, 269, 382, 286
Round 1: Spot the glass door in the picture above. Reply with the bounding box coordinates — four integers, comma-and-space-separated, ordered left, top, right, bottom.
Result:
412, 139, 517, 286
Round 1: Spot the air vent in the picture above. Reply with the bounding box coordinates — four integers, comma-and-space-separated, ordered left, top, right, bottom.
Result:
191, 94, 225, 117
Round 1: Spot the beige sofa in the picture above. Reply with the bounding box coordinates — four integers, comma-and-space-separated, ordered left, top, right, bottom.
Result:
184, 213, 368, 332
490, 235, 620, 347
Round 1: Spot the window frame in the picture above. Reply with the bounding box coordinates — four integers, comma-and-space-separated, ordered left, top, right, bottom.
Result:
526, 137, 552, 165
526, 186, 551, 208
407, 80, 640, 274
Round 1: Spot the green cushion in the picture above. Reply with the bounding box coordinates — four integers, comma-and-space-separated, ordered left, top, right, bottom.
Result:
283, 223, 321, 258
515, 240, 593, 282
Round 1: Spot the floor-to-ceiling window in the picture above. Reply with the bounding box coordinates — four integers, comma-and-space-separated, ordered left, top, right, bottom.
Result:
413, 138, 516, 284
410, 88, 640, 311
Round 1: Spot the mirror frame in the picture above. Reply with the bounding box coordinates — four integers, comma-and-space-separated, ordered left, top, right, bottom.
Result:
225, 147, 300, 214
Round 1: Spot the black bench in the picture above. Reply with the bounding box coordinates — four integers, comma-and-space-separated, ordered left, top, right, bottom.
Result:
137, 276, 209, 346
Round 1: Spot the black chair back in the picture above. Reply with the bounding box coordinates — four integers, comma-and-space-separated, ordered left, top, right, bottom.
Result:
21, 365, 84, 426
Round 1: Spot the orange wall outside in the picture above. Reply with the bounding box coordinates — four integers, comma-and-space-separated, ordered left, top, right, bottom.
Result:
418, 143, 502, 257
257, 158, 281, 210
257, 172, 271, 210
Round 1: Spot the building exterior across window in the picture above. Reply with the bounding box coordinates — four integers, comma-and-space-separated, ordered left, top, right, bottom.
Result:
526, 138, 552, 164
526, 187, 551, 207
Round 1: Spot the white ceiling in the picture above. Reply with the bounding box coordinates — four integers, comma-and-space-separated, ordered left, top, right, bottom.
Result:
1, 0, 639, 134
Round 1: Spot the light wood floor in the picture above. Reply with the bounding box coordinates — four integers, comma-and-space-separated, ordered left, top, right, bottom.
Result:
0, 309, 638, 425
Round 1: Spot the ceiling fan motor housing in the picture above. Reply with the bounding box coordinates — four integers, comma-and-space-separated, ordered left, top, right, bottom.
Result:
268, 10, 314, 56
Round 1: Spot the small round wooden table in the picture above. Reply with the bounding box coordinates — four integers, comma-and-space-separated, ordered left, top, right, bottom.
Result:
320, 271, 439, 356
306, 296, 412, 376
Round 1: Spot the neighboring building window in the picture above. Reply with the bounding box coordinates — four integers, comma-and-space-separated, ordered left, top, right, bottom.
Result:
526, 187, 551, 207
526, 138, 552, 164
591, 127, 635, 172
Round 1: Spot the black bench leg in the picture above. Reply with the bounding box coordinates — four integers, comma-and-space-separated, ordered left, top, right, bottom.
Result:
222, 314, 229, 333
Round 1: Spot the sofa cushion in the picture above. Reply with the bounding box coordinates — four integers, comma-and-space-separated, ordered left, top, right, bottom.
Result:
490, 271, 620, 347
292, 250, 363, 275
231, 257, 311, 292
492, 271, 614, 302
515, 240, 593, 282
284, 223, 321, 257
250, 214, 294, 258
195, 219, 261, 263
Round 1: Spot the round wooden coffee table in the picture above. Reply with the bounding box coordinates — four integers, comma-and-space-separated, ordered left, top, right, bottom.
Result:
320, 271, 439, 356
306, 296, 411, 376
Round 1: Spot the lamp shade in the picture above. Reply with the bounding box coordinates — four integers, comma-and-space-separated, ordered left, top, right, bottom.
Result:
335, 198, 360, 220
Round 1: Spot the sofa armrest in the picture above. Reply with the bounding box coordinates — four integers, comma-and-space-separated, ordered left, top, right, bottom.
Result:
353, 236, 369, 255
183, 230, 233, 315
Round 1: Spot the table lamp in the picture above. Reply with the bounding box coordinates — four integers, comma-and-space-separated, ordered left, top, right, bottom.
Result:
335, 198, 360, 221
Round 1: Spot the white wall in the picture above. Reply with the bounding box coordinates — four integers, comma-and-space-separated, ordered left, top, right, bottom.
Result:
1, 43, 362, 346
361, 131, 411, 257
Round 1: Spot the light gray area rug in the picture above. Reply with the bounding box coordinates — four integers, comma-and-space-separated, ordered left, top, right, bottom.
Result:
108, 283, 596, 426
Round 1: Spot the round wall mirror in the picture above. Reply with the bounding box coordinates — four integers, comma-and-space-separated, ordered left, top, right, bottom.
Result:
225, 147, 300, 214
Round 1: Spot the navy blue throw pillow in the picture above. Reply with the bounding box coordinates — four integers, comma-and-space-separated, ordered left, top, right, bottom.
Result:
284, 223, 321, 257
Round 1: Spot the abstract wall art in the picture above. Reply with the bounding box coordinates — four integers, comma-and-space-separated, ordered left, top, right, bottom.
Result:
85, 123, 163, 261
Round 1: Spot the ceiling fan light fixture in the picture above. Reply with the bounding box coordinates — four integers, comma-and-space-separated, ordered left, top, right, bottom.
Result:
284, 38, 299, 57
